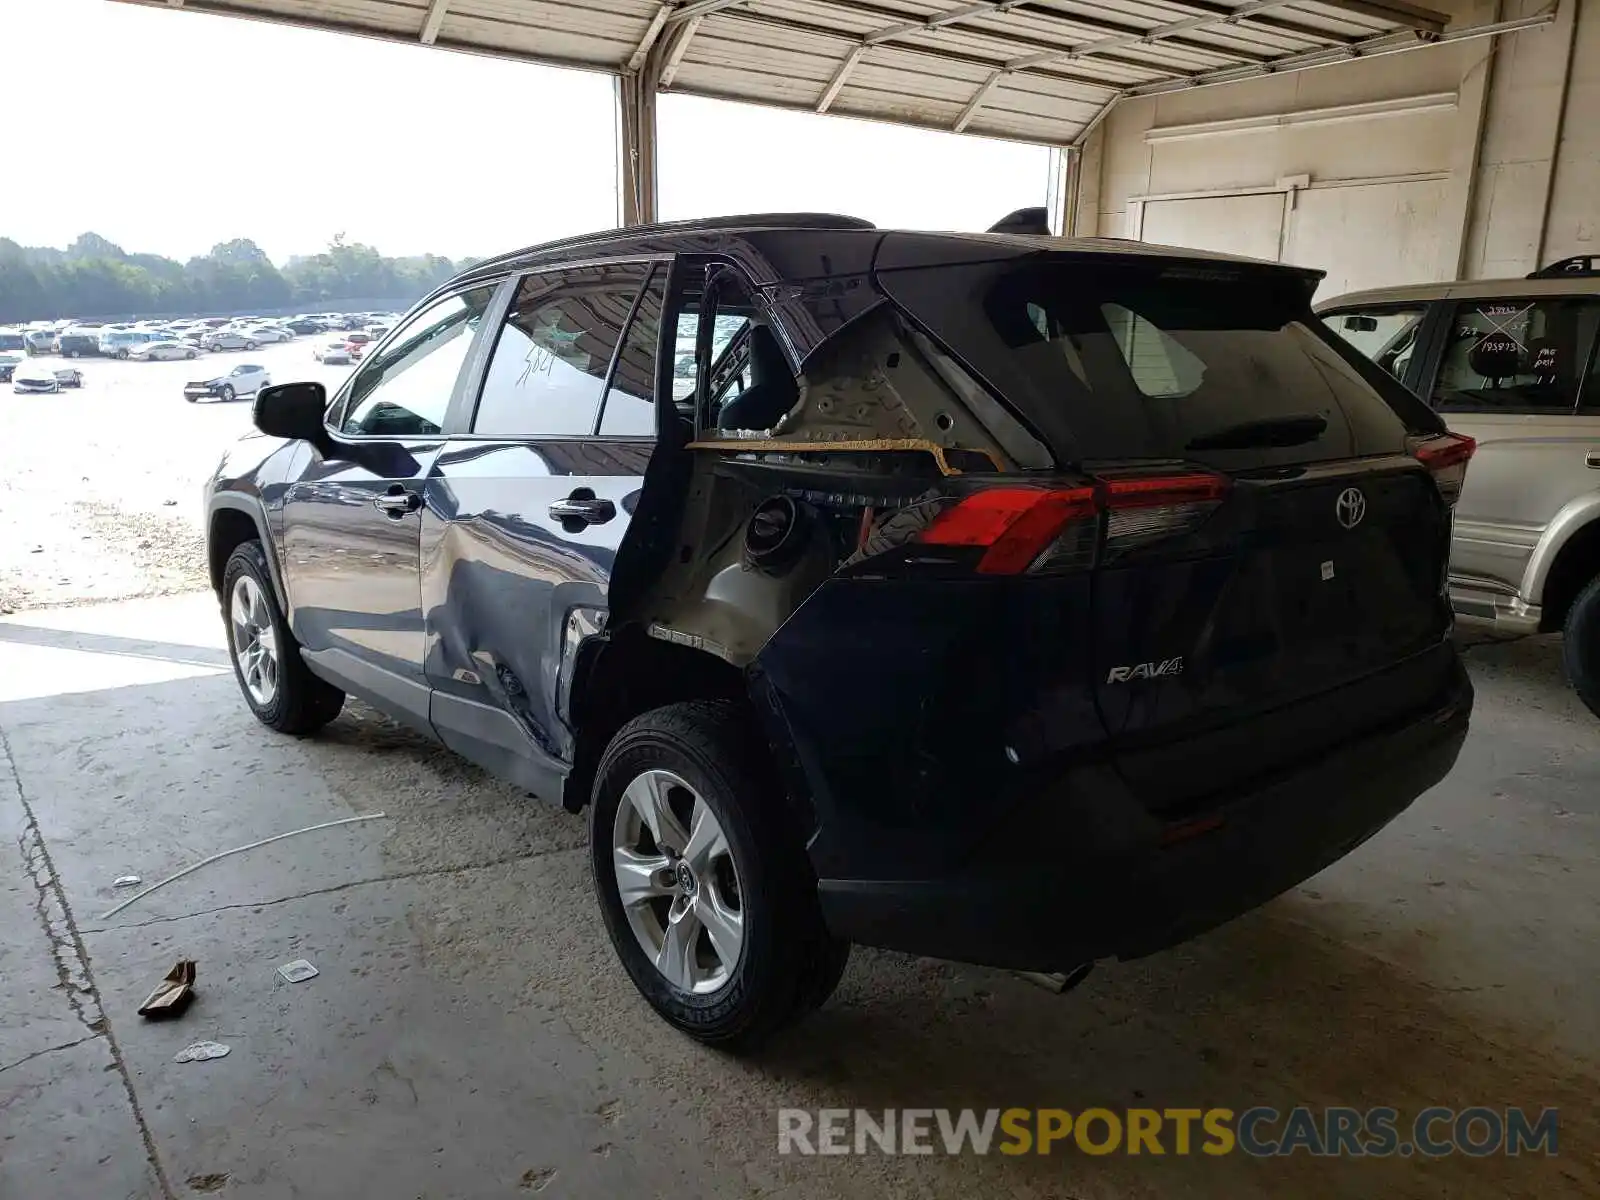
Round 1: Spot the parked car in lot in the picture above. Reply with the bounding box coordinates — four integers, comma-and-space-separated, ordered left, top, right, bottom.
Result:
56, 331, 101, 358
186, 363, 269, 402
312, 339, 352, 364
49, 366, 84, 388
202, 329, 259, 352
13, 362, 69, 393
283, 318, 323, 335
129, 339, 200, 361
204, 215, 1475, 1050
99, 328, 166, 359
246, 325, 293, 344
185, 361, 270, 404
0, 351, 23, 382
1321, 254, 1600, 717
22, 329, 56, 354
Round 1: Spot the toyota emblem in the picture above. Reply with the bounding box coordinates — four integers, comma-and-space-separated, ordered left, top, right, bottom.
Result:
1335, 487, 1367, 530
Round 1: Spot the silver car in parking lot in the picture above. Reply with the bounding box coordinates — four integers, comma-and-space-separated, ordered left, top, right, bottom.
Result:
202, 329, 260, 352
184, 363, 270, 402
128, 339, 200, 361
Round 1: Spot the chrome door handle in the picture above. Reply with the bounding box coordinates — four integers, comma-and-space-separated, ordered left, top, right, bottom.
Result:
548, 493, 616, 526
1586, 451, 1600, 469
373, 489, 421, 516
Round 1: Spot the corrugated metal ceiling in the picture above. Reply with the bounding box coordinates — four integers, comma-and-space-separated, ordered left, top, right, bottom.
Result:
112, 0, 1458, 142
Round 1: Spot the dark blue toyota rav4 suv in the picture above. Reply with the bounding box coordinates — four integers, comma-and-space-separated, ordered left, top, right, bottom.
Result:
205, 214, 1474, 1050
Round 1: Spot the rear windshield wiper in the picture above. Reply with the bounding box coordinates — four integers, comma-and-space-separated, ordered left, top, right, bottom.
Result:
1186, 414, 1327, 451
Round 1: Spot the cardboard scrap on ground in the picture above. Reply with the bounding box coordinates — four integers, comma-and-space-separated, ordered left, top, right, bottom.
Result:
137, 958, 196, 1019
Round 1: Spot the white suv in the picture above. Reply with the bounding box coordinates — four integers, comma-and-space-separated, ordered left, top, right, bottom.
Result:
1320, 256, 1600, 716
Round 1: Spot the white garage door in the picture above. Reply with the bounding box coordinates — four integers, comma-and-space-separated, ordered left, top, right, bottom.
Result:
1138, 193, 1286, 263
1283, 180, 1451, 299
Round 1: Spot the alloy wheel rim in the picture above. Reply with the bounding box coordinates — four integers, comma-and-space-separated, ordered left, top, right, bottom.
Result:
612, 768, 744, 995
230, 575, 279, 707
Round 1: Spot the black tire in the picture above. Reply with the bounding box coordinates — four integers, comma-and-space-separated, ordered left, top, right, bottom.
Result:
589, 700, 847, 1052
116, 348, 129, 360
244, 341, 257, 351
219, 384, 234, 402
1562, 574, 1600, 719
186, 349, 197, 359
221, 540, 344, 734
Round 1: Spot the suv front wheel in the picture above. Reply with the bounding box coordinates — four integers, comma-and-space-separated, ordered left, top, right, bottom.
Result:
221, 540, 345, 734
589, 701, 848, 1052
1562, 574, 1600, 718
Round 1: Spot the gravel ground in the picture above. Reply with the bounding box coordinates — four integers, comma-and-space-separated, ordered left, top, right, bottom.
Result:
0, 343, 354, 612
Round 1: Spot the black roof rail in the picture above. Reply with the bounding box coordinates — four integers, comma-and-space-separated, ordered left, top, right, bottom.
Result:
468, 213, 876, 275
1527, 255, 1600, 279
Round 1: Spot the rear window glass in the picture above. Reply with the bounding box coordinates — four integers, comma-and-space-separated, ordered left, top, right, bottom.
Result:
878, 257, 1411, 466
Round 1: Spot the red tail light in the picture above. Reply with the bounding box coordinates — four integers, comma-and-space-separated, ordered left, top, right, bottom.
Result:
916, 470, 1229, 575
919, 486, 1096, 574
1409, 432, 1475, 507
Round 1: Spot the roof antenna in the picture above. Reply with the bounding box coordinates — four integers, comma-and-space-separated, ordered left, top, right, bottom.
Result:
987, 206, 1051, 235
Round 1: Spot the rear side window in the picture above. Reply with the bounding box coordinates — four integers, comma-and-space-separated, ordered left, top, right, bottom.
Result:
472, 262, 650, 437
1432, 297, 1600, 413
597, 265, 665, 437
880, 257, 1410, 465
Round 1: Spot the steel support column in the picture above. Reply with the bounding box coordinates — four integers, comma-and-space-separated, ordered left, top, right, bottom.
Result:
616, 66, 659, 227
1045, 146, 1073, 236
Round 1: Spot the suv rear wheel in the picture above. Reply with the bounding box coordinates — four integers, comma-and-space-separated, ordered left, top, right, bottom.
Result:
222, 540, 345, 734
1562, 574, 1600, 718
589, 701, 847, 1052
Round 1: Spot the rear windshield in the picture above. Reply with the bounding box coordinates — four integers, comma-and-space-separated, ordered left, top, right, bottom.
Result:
877, 256, 1414, 467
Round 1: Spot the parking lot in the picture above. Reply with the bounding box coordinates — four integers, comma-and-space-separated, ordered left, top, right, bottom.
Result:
3, 340, 1598, 1198
0, 342, 354, 613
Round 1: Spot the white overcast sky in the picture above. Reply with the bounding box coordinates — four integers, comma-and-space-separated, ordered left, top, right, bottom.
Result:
4, 0, 1051, 263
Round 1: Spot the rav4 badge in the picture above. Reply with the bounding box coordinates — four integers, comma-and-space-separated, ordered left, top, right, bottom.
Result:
1106, 657, 1185, 684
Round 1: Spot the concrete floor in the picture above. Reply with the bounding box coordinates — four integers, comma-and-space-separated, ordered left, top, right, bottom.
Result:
2, 595, 1595, 1199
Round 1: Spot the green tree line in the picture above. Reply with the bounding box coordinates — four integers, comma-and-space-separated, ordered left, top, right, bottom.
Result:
0, 232, 477, 323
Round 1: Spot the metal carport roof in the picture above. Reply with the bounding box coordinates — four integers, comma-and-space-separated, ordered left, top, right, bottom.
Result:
111, 0, 1555, 229
115, 0, 1482, 144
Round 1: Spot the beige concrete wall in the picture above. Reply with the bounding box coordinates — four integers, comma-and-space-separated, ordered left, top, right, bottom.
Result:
1542, 0, 1600, 261
1466, 0, 1581, 276
1079, 0, 1592, 292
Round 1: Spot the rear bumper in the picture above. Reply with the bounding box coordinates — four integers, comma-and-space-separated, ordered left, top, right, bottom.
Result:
800, 658, 1472, 972
1449, 575, 1540, 635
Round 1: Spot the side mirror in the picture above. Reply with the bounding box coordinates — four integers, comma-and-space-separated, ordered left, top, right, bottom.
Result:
1341, 315, 1379, 333
254, 381, 330, 444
